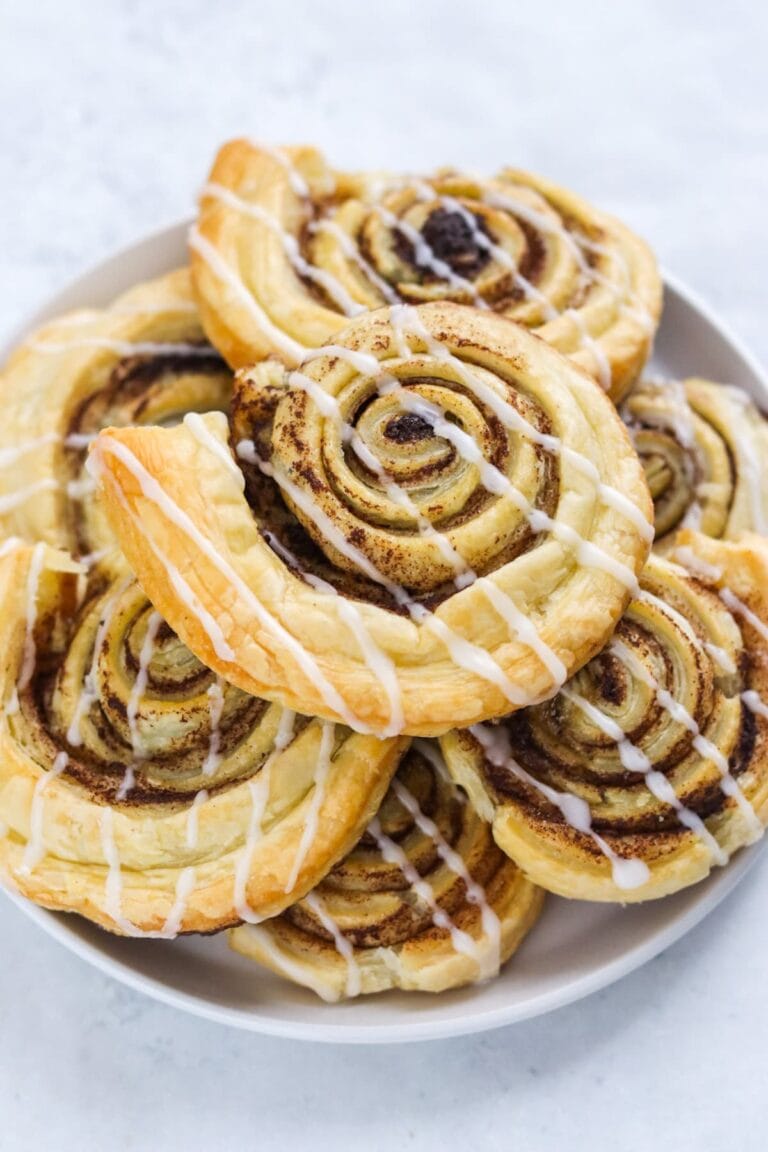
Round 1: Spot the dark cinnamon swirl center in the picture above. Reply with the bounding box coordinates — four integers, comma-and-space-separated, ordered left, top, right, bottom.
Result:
418, 207, 492, 278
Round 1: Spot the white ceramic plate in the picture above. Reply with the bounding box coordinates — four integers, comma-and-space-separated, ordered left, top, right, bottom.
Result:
3, 223, 767, 1044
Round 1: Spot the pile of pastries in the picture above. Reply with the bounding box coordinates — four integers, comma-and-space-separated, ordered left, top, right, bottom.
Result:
1, 139, 767, 1002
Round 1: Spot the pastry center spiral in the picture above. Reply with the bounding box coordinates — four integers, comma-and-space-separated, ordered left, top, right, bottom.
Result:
234, 358, 559, 601
413, 207, 492, 278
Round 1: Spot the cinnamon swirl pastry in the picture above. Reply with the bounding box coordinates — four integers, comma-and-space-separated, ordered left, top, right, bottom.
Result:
0, 269, 231, 559
90, 302, 653, 737
190, 139, 662, 399
0, 544, 404, 934
440, 532, 768, 901
623, 377, 768, 549
230, 740, 543, 998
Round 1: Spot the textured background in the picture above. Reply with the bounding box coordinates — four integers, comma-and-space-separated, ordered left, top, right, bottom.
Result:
1, 2, 767, 1149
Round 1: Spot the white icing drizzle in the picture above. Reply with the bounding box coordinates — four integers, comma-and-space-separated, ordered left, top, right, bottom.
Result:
367, 812, 499, 970
674, 546, 768, 647
0, 431, 98, 483
391, 773, 502, 981
66, 577, 133, 745
116, 766, 135, 803
98, 806, 198, 939
0, 537, 23, 559
0, 433, 59, 469
184, 411, 245, 489
284, 721, 335, 894
471, 721, 651, 890
705, 641, 738, 675
26, 337, 217, 358
240, 923, 341, 1001
561, 680, 727, 865
18, 751, 69, 875
201, 182, 366, 317
66, 475, 97, 502
160, 867, 197, 938
564, 307, 612, 391
78, 547, 112, 571
0, 474, 58, 516
309, 217, 400, 304
98, 807, 137, 934
202, 678, 225, 777
63, 431, 98, 450
475, 577, 567, 685
126, 610, 163, 759
185, 788, 209, 850
304, 890, 362, 998
263, 530, 405, 738
188, 226, 307, 362
627, 376, 698, 450
254, 143, 313, 198
233, 709, 296, 922
52, 301, 198, 325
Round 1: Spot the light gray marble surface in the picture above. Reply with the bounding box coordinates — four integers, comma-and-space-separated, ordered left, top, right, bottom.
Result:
1, 2, 767, 1148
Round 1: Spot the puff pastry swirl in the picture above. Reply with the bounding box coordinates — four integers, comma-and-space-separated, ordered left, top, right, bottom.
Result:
0, 546, 404, 934
230, 740, 543, 998
91, 302, 653, 737
190, 139, 662, 399
622, 376, 768, 549
440, 532, 768, 901
0, 269, 231, 559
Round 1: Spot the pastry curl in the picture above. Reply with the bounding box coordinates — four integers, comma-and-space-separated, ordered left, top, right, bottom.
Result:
0, 545, 404, 934
623, 377, 768, 548
90, 302, 653, 737
0, 270, 231, 559
440, 532, 768, 901
230, 740, 543, 998
190, 139, 661, 399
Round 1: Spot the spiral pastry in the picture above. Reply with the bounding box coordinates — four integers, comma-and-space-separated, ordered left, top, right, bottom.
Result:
623, 376, 768, 549
0, 269, 232, 559
90, 302, 653, 737
230, 740, 543, 998
440, 531, 768, 902
190, 139, 662, 399
0, 545, 404, 934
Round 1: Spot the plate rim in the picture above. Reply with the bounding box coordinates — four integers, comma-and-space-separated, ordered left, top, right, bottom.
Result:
2, 219, 767, 1044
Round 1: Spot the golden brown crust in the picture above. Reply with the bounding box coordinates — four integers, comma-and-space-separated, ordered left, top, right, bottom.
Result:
0, 269, 231, 558
91, 302, 652, 737
230, 741, 544, 998
0, 545, 405, 934
190, 139, 661, 399
440, 532, 768, 901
